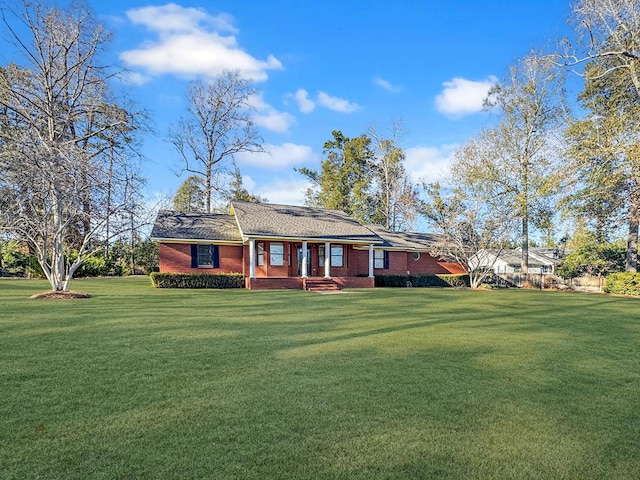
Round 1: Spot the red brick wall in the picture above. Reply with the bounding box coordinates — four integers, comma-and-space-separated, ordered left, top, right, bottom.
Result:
220, 245, 244, 273
159, 243, 190, 273
285, 243, 370, 277
378, 251, 408, 275
159, 243, 243, 274
333, 276, 374, 289
322, 244, 357, 277
160, 241, 465, 288
372, 250, 465, 276
246, 241, 293, 278
406, 252, 464, 275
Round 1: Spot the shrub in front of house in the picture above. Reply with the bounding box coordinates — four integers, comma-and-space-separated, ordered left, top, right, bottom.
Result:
435, 274, 470, 288
375, 274, 469, 288
150, 272, 245, 289
603, 272, 640, 296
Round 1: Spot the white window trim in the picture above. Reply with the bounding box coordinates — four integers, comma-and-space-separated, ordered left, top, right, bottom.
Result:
270, 242, 284, 266
330, 245, 344, 267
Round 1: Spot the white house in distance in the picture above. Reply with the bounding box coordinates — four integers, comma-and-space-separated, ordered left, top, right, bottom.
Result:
470, 248, 566, 275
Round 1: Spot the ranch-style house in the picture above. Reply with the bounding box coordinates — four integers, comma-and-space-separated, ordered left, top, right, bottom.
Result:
151, 201, 465, 290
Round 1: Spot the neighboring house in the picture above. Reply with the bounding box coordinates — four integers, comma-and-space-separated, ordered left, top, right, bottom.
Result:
471, 247, 565, 275
150, 201, 464, 290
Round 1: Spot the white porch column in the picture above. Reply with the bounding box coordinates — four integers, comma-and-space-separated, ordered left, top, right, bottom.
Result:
249, 239, 256, 279
301, 241, 308, 278
324, 241, 331, 278
368, 244, 375, 278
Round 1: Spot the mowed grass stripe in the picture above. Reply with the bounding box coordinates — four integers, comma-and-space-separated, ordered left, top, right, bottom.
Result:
1, 277, 639, 479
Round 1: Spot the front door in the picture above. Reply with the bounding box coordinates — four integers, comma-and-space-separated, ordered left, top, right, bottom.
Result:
297, 246, 312, 276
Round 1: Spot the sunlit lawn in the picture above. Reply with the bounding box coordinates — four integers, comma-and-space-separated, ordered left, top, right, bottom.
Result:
1, 276, 639, 479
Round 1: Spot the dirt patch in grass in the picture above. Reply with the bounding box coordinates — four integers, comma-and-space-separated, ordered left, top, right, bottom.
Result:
30, 291, 91, 300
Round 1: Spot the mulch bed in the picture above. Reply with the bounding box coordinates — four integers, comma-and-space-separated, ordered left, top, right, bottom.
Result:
30, 291, 91, 300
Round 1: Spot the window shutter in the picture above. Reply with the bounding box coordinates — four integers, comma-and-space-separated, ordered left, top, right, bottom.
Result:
191, 244, 198, 268
212, 245, 220, 268
384, 251, 390, 270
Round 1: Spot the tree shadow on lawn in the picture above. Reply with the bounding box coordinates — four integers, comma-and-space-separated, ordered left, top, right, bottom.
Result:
4, 290, 640, 479
38, 339, 635, 479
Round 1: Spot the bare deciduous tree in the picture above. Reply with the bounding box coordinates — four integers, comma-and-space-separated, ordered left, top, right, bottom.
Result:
169, 71, 263, 213
0, 1, 142, 291
422, 182, 516, 289
368, 122, 420, 232
475, 53, 567, 279
562, 0, 640, 95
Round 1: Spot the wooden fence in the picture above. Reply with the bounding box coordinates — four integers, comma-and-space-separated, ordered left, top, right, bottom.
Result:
494, 273, 604, 292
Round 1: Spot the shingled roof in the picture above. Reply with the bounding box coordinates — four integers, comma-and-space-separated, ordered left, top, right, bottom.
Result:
230, 201, 381, 243
367, 225, 438, 251
151, 203, 440, 251
151, 210, 242, 243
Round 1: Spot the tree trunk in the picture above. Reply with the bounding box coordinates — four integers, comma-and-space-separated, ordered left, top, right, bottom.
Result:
51, 184, 66, 291
130, 211, 136, 274
205, 170, 212, 213
521, 215, 529, 285
626, 204, 639, 272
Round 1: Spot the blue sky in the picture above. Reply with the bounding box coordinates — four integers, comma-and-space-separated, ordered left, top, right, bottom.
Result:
8, 1, 577, 206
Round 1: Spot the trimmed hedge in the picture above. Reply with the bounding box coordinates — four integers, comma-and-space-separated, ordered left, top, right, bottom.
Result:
150, 272, 245, 289
375, 274, 470, 288
604, 272, 640, 296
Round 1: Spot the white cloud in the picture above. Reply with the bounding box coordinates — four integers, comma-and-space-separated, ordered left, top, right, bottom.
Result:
373, 76, 401, 93
293, 89, 315, 113
248, 94, 296, 133
405, 144, 458, 183
317, 91, 361, 113
434, 76, 497, 117
126, 4, 238, 34
235, 143, 318, 169
255, 179, 310, 205
286, 89, 360, 114
121, 4, 282, 82
253, 110, 296, 134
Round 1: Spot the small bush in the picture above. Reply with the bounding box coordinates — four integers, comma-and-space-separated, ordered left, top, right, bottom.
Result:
75, 256, 109, 277
604, 272, 640, 296
437, 274, 470, 288
375, 274, 469, 288
150, 272, 245, 289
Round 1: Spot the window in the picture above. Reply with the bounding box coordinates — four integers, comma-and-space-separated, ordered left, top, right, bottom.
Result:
330, 245, 344, 267
197, 245, 213, 267
193, 244, 218, 268
374, 250, 386, 269
413, 252, 421, 261
270, 243, 284, 266
319, 245, 325, 267
257, 242, 264, 266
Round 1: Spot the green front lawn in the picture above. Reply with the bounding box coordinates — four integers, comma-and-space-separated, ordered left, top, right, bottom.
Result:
1, 277, 639, 479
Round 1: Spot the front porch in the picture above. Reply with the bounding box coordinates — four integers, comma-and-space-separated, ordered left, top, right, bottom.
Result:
244, 239, 376, 290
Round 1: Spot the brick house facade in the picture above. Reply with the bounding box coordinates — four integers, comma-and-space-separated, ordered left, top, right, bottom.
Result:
151, 202, 464, 290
